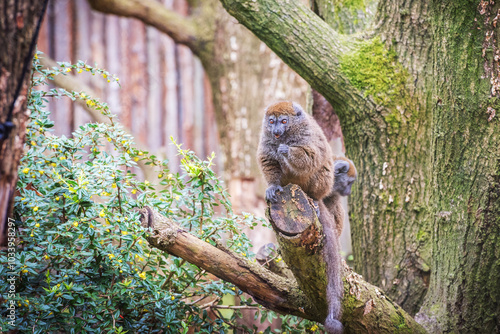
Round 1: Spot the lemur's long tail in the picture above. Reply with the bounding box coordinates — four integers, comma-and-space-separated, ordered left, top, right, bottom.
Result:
318, 201, 343, 334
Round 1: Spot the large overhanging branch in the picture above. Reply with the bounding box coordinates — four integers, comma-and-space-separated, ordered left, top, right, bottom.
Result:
85, 0, 365, 112
140, 185, 426, 333
219, 0, 363, 110
85, 0, 219, 72
38, 56, 156, 180
39, 57, 111, 125
86, 0, 199, 51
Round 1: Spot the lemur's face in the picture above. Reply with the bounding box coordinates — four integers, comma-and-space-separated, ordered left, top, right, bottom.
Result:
333, 160, 356, 196
266, 115, 290, 139
264, 101, 305, 141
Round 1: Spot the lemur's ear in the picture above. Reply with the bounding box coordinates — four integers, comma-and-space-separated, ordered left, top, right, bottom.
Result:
292, 102, 304, 117
335, 160, 350, 174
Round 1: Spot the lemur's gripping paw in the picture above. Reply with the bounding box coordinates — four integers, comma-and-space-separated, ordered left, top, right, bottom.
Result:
278, 144, 289, 155
265, 184, 284, 203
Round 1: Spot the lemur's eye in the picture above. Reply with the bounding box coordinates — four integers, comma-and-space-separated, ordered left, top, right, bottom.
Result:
282, 119, 287, 124
269, 119, 274, 124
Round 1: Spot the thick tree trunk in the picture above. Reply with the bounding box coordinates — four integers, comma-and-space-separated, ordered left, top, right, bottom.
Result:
220, 0, 500, 332
416, 1, 500, 332
0, 0, 48, 246
221, 0, 433, 315
344, 0, 434, 316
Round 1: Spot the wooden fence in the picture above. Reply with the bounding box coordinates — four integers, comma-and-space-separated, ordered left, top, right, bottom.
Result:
37, 0, 221, 175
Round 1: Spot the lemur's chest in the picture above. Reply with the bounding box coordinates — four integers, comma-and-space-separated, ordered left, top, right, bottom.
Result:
280, 164, 309, 187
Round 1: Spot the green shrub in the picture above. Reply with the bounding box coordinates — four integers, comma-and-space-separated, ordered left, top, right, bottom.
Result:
0, 54, 320, 334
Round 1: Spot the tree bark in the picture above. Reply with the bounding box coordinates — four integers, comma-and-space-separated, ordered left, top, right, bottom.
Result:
140, 185, 426, 333
415, 1, 500, 332
0, 0, 48, 246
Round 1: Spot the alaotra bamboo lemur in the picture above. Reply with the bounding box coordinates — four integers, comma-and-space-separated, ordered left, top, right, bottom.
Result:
324, 156, 357, 235
257, 101, 343, 334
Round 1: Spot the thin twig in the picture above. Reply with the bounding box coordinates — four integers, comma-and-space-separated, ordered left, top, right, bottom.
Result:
199, 296, 221, 309
211, 305, 261, 310
161, 259, 186, 290
185, 295, 210, 306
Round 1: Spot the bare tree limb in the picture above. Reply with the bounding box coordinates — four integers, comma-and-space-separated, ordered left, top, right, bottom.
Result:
39, 57, 111, 125
139, 206, 312, 320
87, 0, 199, 51
38, 56, 157, 180
139, 185, 427, 333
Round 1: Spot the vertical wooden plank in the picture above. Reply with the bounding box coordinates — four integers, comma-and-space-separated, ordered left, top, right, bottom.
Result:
126, 20, 148, 146
48, 0, 74, 136
158, 32, 167, 149
36, 1, 58, 134
119, 17, 131, 129
112, 17, 147, 181
192, 57, 204, 158
89, 9, 106, 97
104, 15, 122, 118
36, 2, 51, 110
178, 46, 194, 150
46, 0, 55, 59
54, 0, 73, 135
36, 6, 50, 55
159, 0, 179, 172
73, 0, 92, 127
203, 74, 221, 175
172, 0, 193, 150
161, 37, 180, 171
146, 27, 163, 150
173, 45, 183, 146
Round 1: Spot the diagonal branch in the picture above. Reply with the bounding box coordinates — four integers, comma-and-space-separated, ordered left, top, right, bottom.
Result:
219, 0, 362, 111
139, 206, 312, 320
38, 56, 156, 180
39, 57, 111, 125
139, 185, 427, 333
87, 0, 199, 51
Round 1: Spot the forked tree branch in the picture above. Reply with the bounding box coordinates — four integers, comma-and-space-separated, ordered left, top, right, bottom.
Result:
140, 185, 426, 333
139, 206, 312, 319
219, 0, 363, 110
